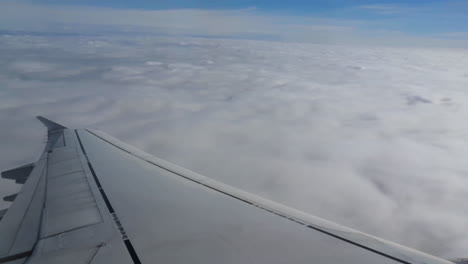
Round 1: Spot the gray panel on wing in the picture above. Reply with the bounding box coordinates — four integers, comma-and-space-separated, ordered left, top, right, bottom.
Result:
48, 158, 83, 178
30, 222, 117, 264
46, 131, 64, 150
43, 168, 102, 237
9, 170, 46, 255
51, 134, 65, 149
27, 245, 99, 264
48, 148, 78, 165
26, 128, 120, 264
0, 157, 47, 257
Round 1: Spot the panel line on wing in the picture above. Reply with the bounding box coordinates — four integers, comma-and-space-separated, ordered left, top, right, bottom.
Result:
75, 130, 142, 264
86, 162, 115, 214
0, 250, 32, 263
305, 225, 411, 264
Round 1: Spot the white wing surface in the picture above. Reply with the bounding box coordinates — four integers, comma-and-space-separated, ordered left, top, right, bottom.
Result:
0, 117, 454, 264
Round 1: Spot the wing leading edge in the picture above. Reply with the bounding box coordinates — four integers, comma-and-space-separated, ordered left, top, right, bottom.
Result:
0, 117, 455, 264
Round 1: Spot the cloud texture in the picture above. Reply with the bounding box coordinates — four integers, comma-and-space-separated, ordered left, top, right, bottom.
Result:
1, 34, 468, 259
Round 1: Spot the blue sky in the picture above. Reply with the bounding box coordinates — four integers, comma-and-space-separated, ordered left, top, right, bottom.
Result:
23, 0, 447, 12
1, 0, 468, 44
18, 0, 468, 37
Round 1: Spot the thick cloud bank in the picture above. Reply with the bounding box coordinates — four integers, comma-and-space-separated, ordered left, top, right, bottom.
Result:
1, 35, 468, 258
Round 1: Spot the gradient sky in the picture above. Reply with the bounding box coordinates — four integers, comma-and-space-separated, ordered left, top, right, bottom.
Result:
23, 0, 429, 9
0, 0, 467, 46
15, 0, 468, 38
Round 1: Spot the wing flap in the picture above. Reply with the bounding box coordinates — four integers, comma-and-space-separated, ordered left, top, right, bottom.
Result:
1, 164, 34, 185
9, 171, 46, 255
43, 171, 102, 237
0, 156, 47, 259
24, 128, 122, 264
0, 118, 121, 264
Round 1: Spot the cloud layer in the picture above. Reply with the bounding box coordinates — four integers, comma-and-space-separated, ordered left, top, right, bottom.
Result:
1, 34, 468, 259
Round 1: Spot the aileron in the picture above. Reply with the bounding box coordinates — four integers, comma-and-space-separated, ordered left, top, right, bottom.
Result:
1, 164, 34, 185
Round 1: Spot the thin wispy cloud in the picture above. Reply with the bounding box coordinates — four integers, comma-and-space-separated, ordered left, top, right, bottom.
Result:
443, 32, 468, 39
354, 1, 468, 39
357, 4, 411, 15
1, 1, 468, 46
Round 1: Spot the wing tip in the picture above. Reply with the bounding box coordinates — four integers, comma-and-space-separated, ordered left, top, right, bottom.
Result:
36, 116, 67, 131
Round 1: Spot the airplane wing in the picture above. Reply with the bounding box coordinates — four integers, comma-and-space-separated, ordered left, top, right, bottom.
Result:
0, 116, 455, 264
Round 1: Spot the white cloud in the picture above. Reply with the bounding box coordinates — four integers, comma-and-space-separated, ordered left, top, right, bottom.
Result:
1, 34, 468, 259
